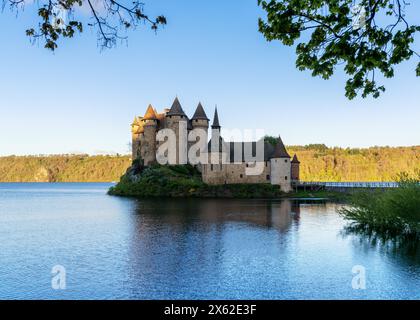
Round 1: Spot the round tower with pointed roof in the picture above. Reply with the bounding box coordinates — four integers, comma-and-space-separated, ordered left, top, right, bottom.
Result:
131, 116, 144, 160
166, 97, 188, 164
191, 102, 209, 130
270, 136, 292, 192
142, 104, 158, 165
291, 154, 300, 181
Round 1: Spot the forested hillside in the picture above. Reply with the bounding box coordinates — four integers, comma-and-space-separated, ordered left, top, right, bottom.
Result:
287, 145, 419, 181
0, 155, 131, 182
0, 145, 418, 182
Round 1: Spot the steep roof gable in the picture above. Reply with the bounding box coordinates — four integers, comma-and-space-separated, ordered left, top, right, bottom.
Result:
272, 136, 290, 158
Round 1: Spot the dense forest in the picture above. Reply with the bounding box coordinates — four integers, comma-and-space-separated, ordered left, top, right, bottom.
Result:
0, 145, 418, 182
287, 145, 419, 181
0, 155, 131, 182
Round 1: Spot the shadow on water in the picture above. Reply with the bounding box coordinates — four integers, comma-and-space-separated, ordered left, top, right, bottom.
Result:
341, 224, 420, 265
131, 198, 304, 232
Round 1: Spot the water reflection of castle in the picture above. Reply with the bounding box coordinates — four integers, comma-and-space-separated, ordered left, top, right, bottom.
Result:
133, 199, 303, 232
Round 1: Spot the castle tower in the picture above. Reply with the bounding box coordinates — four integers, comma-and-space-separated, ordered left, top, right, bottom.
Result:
142, 104, 158, 166
270, 136, 292, 192
165, 97, 188, 164
190, 102, 210, 167
210, 107, 221, 149
291, 154, 300, 181
191, 102, 210, 129
131, 116, 144, 160
211, 107, 221, 131
205, 107, 228, 183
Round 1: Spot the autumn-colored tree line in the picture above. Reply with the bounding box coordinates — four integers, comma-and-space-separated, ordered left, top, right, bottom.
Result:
0, 145, 418, 182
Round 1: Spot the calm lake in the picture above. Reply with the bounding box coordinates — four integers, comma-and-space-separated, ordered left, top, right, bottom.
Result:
0, 183, 418, 299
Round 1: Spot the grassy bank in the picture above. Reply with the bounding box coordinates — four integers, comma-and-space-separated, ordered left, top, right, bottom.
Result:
108, 164, 285, 198
108, 162, 351, 200
339, 172, 420, 238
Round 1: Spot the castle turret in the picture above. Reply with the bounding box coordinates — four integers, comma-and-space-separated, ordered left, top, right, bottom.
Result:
190, 102, 210, 167
191, 102, 209, 129
211, 106, 221, 131
209, 107, 224, 153
205, 107, 228, 183
291, 154, 300, 181
142, 104, 158, 165
131, 116, 144, 160
270, 136, 292, 192
166, 97, 188, 164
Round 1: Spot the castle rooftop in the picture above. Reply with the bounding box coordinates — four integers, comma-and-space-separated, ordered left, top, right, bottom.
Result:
191, 102, 209, 121
211, 107, 221, 129
272, 136, 290, 158
167, 97, 187, 117
143, 104, 157, 120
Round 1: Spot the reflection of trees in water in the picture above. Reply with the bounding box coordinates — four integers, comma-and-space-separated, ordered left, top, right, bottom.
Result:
341, 224, 420, 265
124, 199, 303, 296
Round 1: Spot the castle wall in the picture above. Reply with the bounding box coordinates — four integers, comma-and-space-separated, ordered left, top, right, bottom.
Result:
132, 134, 140, 160
203, 160, 271, 185
224, 162, 271, 184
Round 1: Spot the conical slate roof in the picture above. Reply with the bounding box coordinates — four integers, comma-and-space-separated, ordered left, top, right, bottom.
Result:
212, 107, 220, 128
143, 104, 157, 120
191, 102, 209, 121
272, 136, 290, 158
167, 97, 187, 117
291, 154, 300, 163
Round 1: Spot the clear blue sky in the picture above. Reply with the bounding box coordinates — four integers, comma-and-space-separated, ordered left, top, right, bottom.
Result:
0, 0, 419, 156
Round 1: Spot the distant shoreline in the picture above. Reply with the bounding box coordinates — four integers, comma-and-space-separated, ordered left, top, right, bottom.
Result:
1, 145, 419, 182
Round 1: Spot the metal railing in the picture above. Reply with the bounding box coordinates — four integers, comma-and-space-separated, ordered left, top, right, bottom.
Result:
296, 181, 399, 188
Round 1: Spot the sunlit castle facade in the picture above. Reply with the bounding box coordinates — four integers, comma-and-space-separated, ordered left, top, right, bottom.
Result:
131, 97, 300, 192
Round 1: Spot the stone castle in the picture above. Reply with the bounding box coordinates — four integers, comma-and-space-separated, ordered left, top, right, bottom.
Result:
131, 97, 300, 192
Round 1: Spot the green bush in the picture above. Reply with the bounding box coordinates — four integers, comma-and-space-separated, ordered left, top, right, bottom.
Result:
108, 164, 284, 199
339, 171, 420, 238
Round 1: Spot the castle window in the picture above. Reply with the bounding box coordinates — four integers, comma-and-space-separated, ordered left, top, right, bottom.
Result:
246, 163, 249, 168
211, 164, 213, 171
266, 175, 270, 180
284, 159, 288, 163
240, 174, 243, 179
285, 176, 288, 180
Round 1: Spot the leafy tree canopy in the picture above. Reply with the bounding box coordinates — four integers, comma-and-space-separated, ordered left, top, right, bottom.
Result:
5, 0, 166, 50
258, 0, 420, 99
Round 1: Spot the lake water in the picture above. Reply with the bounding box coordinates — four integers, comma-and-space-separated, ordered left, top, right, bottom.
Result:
0, 183, 418, 300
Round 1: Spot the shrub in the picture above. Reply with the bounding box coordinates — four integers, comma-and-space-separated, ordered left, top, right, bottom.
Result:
339, 171, 420, 238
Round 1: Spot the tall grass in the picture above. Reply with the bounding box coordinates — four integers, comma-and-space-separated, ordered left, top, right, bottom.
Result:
339, 171, 420, 239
